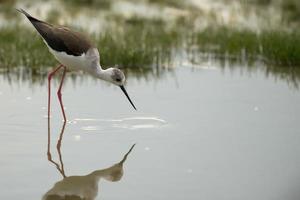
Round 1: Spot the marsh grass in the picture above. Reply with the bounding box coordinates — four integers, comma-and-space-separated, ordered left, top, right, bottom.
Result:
1, 23, 300, 88
146, 0, 188, 9
98, 18, 182, 67
194, 27, 300, 66
0, 27, 56, 68
63, 0, 111, 9
1, 22, 299, 69
0, 19, 182, 81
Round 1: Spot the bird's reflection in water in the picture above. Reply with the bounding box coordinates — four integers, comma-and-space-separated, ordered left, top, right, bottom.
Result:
47, 120, 67, 178
45, 119, 135, 200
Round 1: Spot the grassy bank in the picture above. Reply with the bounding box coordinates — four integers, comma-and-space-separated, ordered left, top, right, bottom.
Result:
0, 19, 181, 80
1, 25, 299, 69
1, 23, 300, 88
194, 27, 300, 66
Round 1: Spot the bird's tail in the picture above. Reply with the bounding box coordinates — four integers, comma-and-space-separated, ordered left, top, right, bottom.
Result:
16, 8, 42, 23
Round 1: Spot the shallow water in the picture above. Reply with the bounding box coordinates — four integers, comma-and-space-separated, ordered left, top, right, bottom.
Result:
0, 65, 300, 200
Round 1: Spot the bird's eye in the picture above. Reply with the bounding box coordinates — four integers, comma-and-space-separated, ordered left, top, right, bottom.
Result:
116, 78, 121, 82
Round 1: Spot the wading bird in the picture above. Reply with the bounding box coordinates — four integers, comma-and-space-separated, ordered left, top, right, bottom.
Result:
18, 9, 136, 121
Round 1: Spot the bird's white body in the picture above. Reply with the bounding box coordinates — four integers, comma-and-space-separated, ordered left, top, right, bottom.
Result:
46, 44, 123, 85
47, 43, 101, 75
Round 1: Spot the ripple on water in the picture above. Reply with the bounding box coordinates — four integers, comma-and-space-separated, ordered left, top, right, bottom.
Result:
73, 117, 167, 132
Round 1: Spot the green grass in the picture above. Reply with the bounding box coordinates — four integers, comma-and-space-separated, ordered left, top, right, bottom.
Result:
0, 27, 56, 85
1, 24, 300, 73
63, 0, 112, 9
0, 19, 181, 80
1, 23, 299, 69
0, 27, 56, 68
146, 0, 188, 9
98, 18, 181, 66
194, 27, 300, 66
261, 31, 300, 66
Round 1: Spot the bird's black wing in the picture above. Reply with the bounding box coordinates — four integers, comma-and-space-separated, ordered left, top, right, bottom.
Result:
17, 9, 93, 56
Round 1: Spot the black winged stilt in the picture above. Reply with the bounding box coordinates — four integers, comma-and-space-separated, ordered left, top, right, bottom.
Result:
17, 9, 137, 121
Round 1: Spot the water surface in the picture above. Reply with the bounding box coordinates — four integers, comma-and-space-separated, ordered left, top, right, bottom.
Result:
0, 64, 300, 200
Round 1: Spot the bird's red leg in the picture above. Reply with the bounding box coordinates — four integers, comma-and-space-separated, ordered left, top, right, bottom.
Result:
57, 66, 67, 122
48, 64, 64, 120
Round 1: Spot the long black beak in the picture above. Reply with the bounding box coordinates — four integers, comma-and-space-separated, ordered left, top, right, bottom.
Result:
120, 85, 137, 110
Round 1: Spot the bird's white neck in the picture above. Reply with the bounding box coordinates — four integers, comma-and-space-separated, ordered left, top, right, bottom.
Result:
92, 64, 112, 82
